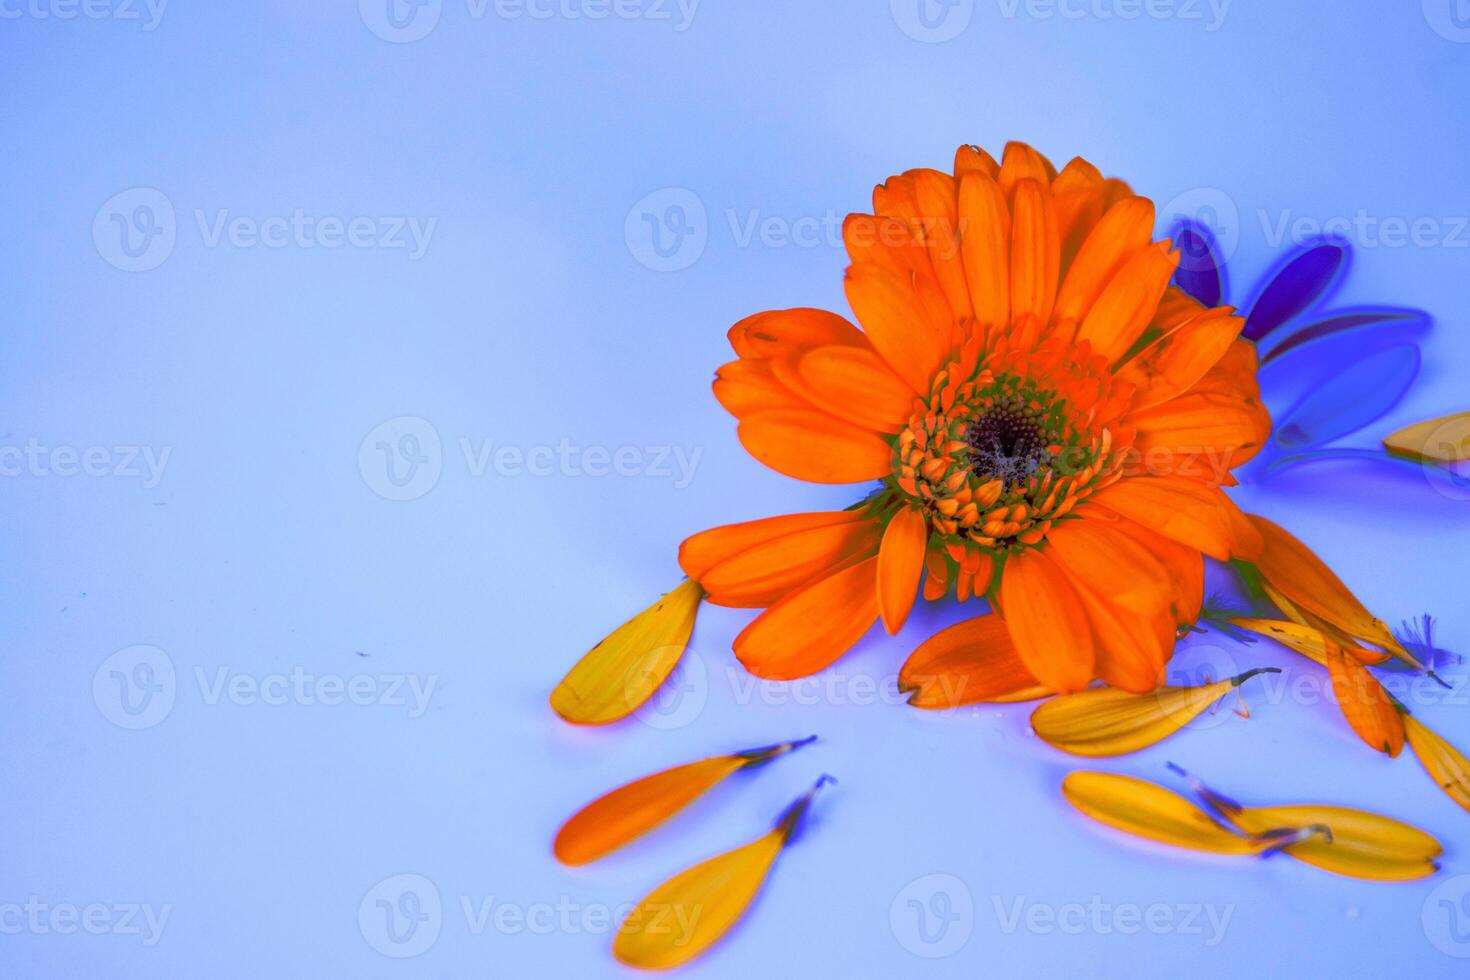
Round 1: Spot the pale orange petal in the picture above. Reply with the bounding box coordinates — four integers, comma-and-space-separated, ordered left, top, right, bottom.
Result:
876, 507, 928, 634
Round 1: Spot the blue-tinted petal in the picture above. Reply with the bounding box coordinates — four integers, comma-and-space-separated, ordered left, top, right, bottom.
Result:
1242, 239, 1349, 341
1273, 344, 1420, 449
1169, 221, 1224, 307
1261, 307, 1430, 364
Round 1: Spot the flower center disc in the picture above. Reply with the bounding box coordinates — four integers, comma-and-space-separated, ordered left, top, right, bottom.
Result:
965, 402, 1050, 491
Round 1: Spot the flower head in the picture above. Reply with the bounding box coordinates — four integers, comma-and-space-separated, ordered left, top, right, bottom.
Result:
688, 142, 1270, 693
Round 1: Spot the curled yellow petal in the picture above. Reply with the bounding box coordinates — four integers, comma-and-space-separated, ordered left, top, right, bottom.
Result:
613, 776, 832, 970
1168, 766, 1441, 881
550, 579, 704, 725
1061, 771, 1272, 855
553, 737, 816, 866
1405, 713, 1470, 814
1383, 410, 1470, 465
1031, 669, 1277, 757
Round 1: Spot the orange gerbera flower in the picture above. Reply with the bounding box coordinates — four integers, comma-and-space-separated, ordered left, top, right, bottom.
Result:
682, 141, 1270, 694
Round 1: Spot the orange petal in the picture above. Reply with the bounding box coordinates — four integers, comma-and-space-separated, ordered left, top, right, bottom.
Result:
553, 737, 814, 865
842, 212, 929, 282
679, 510, 863, 581
1122, 307, 1246, 412
550, 580, 705, 725
1074, 584, 1171, 694
1053, 196, 1155, 326
1076, 240, 1179, 363
712, 358, 813, 419
842, 263, 949, 393
1090, 476, 1257, 562
1128, 391, 1272, 483
1044, 508, 1172, 615
737, 408, 893, 484
996, 140, 1055, 199
701, 518, 882, 608
958, 171, 1011, 331
728, 308, 864, 360
734, 556, 880, 680
1246, 514, 1415, 665
999, 548, 1095, 693
876, 507, 927, 634
797, 344, 916, 431
953, 143, 999, 179
1325, 643, 1406, 757
900, 612, 1051, 708
908, 168, 973, 319
1009, 178, 1061, 329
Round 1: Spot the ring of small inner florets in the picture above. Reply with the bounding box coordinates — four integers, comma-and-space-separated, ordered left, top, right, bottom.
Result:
892, 375, 1095, 550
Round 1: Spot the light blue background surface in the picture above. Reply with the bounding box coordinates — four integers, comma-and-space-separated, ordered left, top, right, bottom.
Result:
4, 2, 1470, 976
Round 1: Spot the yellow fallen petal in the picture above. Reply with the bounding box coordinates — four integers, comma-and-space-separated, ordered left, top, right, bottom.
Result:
1383, 410, 1470, 465
1061, 771, 1272, 855
1167, 766, 1441, 881
1031, 669, 1277, 757
1232, 805, 1439, 881
1227, 617, 1390, 668
553, 737, 816, 866
613, 777, 832, 970
550, 579, 704, 725
1404, 713, 1470, 814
